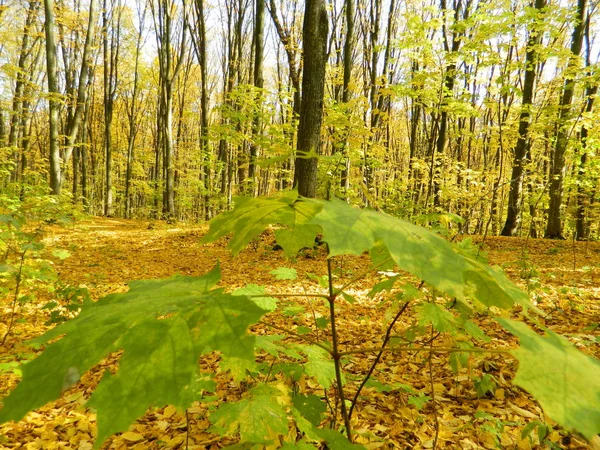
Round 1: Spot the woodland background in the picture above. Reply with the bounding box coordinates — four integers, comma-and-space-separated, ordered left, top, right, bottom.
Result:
0, 0, 599, 239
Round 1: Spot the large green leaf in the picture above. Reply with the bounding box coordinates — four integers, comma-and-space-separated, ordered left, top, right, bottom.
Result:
309, 198, 530, 310
209, 384, 289, 444
201, 191, 322, 255
0, 266, 267, 447
499, 319, 600, 439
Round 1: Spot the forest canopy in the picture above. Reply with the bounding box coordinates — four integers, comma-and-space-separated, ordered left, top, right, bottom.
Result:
0, 0, 599, 238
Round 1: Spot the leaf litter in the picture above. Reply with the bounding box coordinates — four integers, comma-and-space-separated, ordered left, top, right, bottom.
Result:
0, 217, 599, 449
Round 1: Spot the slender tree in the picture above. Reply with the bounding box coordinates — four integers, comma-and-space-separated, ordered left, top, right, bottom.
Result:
151, 0, 188, 217
501, 0, 546, 236
248, 0, 265, 191
44, 0, 61, 194
546, 0, 587, 238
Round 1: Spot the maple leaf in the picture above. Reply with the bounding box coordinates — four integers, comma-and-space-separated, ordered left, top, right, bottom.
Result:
209, 384, 289, 444
201, 191, 322, 256
270, 267, 298, 280
0, 265, 267, 448
418, 302, 457, 333
499, 319, 600, 439
308, 198, 531, 310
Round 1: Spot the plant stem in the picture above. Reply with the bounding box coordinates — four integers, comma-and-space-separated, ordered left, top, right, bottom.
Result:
348, 301, 409, 420
327, 257, 352, 442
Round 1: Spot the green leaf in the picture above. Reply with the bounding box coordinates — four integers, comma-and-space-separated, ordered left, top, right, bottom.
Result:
0, 266, 267, 448
292, 393, 326, 426
408, 394, 431, 410
202, 192, 322, 256
298, 345, 337, 389
209, 384, 289, 444
233, 284, 277, 312
292, 408, 364, 449
369, 241, 395, 270
281, 441, 319, 450
498, 318, 600, 439
315, 317, 329, 329
418, 302, 457, 333
474, 374, 496, 398
275, 224, 321, 257
270, 267, 298, 280
52, 249, 71, 260
309, 199, 530, 310
464, 320, 490, 342
255, 335, 286, 357
219, 356, 257, 382
368, 276, 398, 297
316, 428, 366, 449
341, 292, 355, 304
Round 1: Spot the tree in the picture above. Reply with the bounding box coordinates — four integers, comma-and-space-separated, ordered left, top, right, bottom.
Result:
293, 0, 329, 198
150, 0, 188, 218
124, 1, 147, 219
545, 0, 587, 239
248, 0, 265, 192
43, 0, 61, 195
103, 0, 121, 217
501, 0, 546, 237
432, 0, 471, 208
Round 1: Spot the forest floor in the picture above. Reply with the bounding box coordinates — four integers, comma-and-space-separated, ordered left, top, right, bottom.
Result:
1, 217, 599, 450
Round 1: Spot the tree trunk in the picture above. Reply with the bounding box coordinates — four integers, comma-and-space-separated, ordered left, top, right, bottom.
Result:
63, 0, 97, 178
339, 0, 353, 192
293, 0, 328, 198
433, 0, 469, 207
249, 0, 265, 193
501, 0, 545, 236
44, 0, 61, 195
545, 0, 587, 238
575, 13, 595, 240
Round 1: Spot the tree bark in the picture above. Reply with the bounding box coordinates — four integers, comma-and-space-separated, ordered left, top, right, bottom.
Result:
44, 0, 61, 194
293, 0, 328, 198
248, 0, 265, 192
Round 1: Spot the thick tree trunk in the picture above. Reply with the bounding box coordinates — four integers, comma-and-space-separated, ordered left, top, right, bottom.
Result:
293, 0, 328, 198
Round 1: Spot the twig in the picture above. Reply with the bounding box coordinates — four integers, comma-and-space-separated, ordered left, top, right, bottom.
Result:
348, 301, 410, 421
427, 326, 440, 449
327, 257, 353, 442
